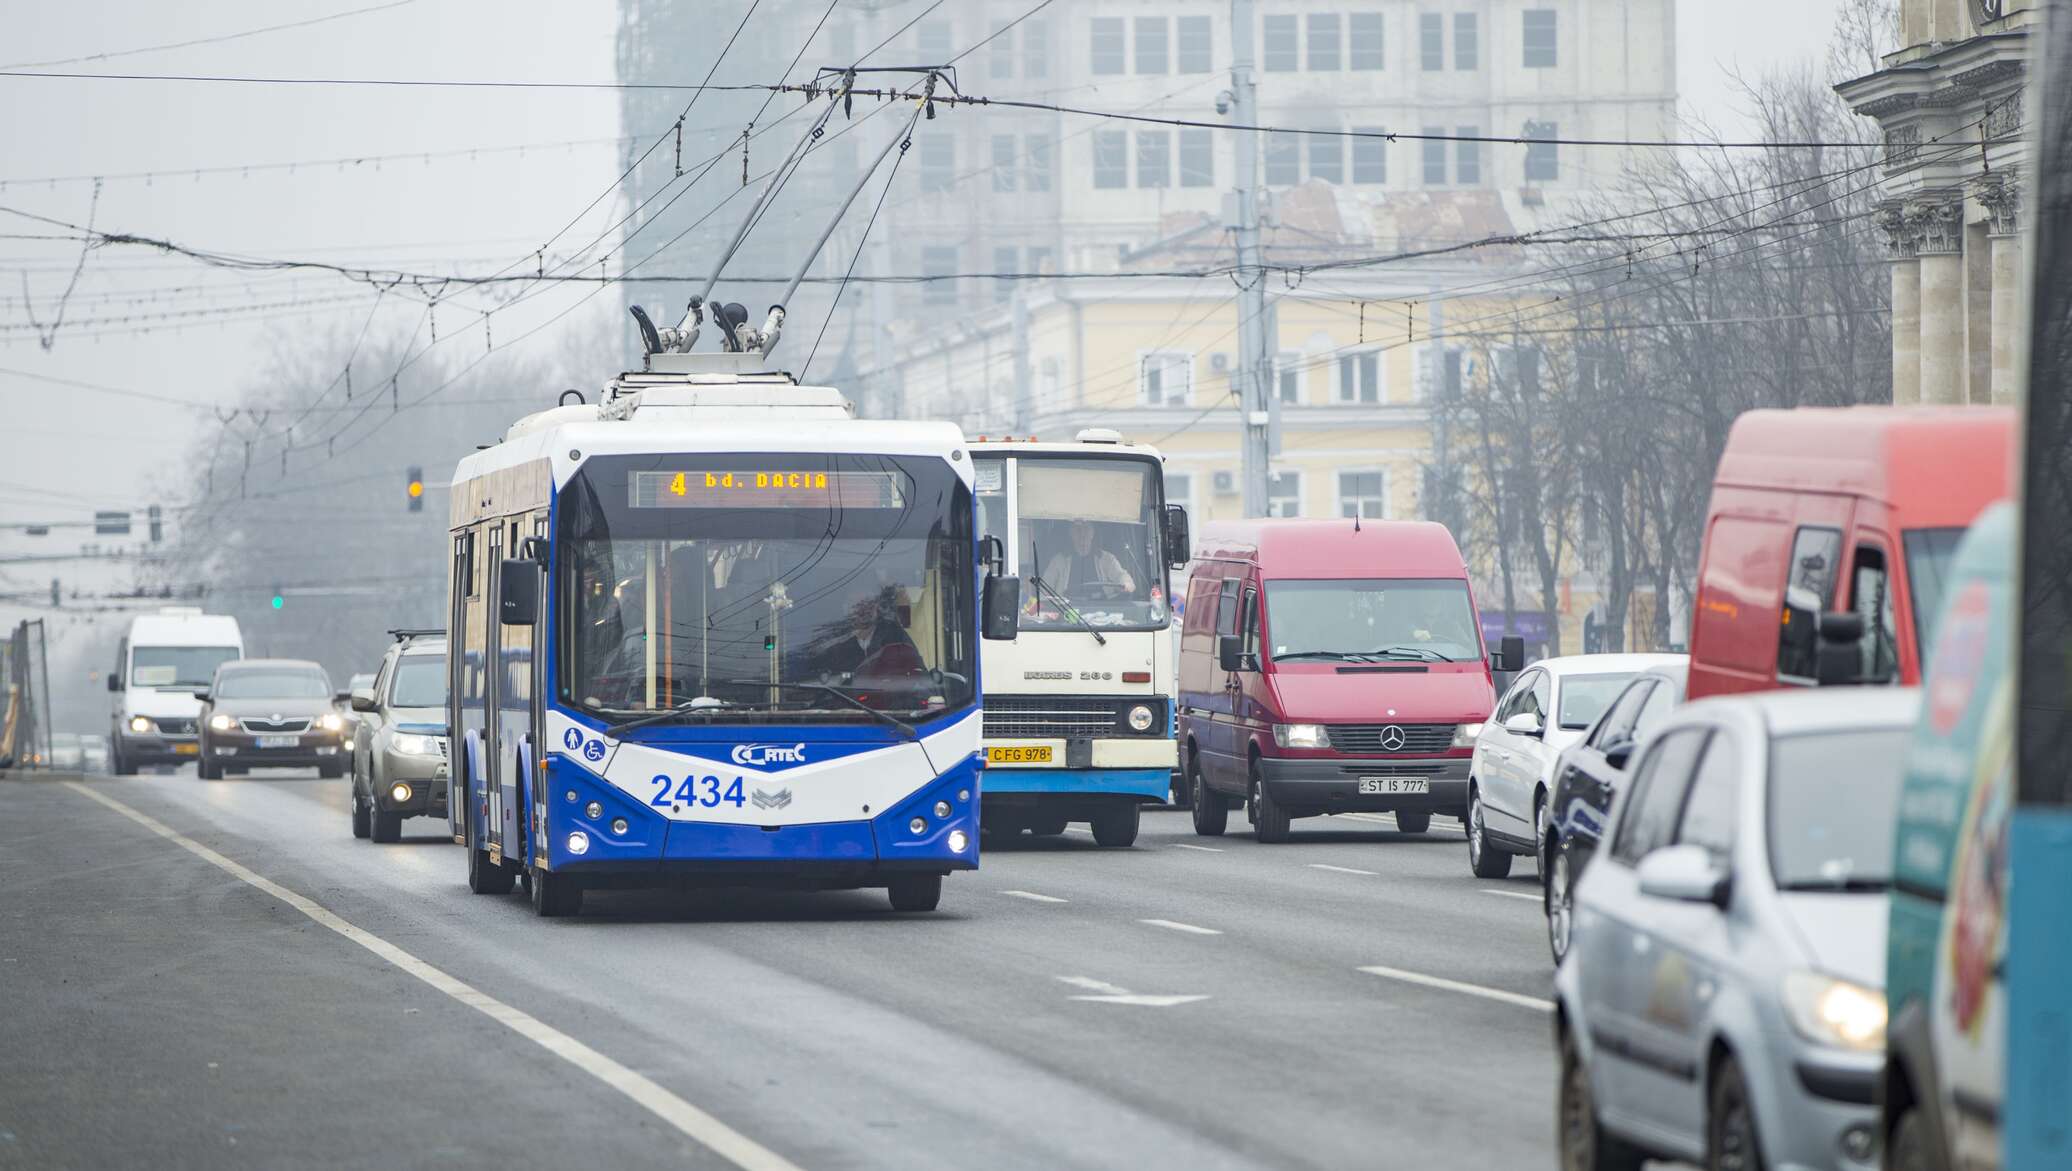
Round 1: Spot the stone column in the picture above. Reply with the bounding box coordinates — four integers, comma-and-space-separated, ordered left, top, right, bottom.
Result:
1911, 194, 1966, 406
1877, 202, 1922, 404
1976, 172, 2024, 405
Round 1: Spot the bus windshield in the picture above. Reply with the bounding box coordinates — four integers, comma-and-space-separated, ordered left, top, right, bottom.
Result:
979, 454, 1165, 632
1263, 579, 1481, 662
558, 453, 975, 721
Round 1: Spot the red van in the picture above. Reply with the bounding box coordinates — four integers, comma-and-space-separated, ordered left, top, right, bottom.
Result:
1177, 519, 1519, 842
1687, 405, 2015, 699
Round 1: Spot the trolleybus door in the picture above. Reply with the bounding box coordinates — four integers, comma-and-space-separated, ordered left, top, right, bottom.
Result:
482, 524, 507, 859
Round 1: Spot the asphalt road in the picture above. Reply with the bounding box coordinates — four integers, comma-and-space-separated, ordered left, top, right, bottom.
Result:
1, 770, 1569, 1170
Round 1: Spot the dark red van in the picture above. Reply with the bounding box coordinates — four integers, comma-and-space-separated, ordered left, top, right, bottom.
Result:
1177, 519, 1518, 842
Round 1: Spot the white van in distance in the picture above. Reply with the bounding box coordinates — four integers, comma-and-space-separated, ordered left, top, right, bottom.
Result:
109, 607, 244, 774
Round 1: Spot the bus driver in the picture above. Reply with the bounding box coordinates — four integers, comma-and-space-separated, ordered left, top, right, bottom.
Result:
1040, 518, 1136, 602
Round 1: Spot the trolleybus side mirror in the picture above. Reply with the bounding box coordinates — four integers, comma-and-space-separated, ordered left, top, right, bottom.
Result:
982, 575, 1021, 640
1164, 505, 1191, 569
1492, 635, 1525, 673
519, 536, 549, 563
499, 561, 541, 626
980, 534, 1006, 578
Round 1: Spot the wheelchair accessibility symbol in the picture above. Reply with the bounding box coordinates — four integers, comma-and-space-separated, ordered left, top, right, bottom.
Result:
582, 739, 607, 762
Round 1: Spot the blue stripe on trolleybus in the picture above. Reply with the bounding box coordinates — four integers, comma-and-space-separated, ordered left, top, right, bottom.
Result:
981, 767, 1170, 800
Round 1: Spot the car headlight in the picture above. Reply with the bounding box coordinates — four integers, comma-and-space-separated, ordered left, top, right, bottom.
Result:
318, 713, 345, 734
127, 715, 154, 734
1127, 704, 1156, 732
1453, 722, 1484, 747
1781, 970, 1886, 1050
209, 714, 235, 732
1272, 723, 1330, 749
390, 732, 442, 757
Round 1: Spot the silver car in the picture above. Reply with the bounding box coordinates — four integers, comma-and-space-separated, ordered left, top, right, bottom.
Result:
1554, 688, 1919, 1171
348, 632, 449, 843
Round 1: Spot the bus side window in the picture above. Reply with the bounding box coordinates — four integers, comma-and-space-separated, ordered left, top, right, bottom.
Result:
1850, 543, 1898, 684
1777, 525, 1841, 683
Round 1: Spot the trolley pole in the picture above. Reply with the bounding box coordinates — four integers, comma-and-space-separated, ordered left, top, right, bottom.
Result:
1230, 0, 1273, 518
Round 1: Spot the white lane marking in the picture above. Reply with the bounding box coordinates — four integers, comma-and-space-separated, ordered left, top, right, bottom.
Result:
1357, 964, 1554, 1012
64, 782, 801, 1171
1057, 976, 1132, 995
1056, 975, 1209, 1007
1481, 888, 1542, 903
1170, 842, 1224, 852
1000, 890, 1068, 903
1139, 918, 1222, 936
1308, 863, 1380, 876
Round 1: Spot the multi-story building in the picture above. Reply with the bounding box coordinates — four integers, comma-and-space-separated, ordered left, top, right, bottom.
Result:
1836, 0, 2036, 406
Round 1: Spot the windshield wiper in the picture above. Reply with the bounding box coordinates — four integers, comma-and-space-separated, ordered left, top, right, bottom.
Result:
1273, 650, 1365, 662
1026, 573, 1107, 646
604, 697, 728, 739
716, 679, 917, 740
1368, 646, 1450, 662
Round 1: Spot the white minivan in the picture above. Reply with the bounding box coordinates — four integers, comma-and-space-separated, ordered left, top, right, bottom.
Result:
108, 607, 244, 774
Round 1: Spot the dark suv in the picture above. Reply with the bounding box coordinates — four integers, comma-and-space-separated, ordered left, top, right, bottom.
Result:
195, 659, 349, 780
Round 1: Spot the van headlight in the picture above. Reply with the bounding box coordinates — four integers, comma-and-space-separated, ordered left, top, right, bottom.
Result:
1781, 970, 1886, 1050
1453, 722, 1484, 747
390, 733, 442, 757
1272, 723, 1329, 749
209, 714, 235, 732
128, 716, 154, 734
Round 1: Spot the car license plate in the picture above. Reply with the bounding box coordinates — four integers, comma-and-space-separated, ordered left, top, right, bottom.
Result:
1359, 776, 1430, 795
987, 745, 1053, 764
172, 742, 199, 756
256, 735, 300, 749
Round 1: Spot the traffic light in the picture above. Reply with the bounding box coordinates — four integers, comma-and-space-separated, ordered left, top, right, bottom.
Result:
270, 585, 285, 610
148, 504, 163, 543
407, 466, 424, 512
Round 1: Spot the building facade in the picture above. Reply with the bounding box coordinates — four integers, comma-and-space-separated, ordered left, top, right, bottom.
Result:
1837, 0, 2037, 406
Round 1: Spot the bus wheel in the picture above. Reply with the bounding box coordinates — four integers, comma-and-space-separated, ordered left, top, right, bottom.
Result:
887, 873, 942, 912
467, 839, 515, 895
530, 862, 582, 917
1029, 813, 1069, 836
1091, 802, 1140, 847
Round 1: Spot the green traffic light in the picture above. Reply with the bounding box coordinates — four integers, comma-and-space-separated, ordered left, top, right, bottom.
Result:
271, 595, 284, 610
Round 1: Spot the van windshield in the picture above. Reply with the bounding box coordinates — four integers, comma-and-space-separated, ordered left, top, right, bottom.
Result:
130, 646, 240, 688
1904, 527, 1967, 663
1263, 579, 1481, 662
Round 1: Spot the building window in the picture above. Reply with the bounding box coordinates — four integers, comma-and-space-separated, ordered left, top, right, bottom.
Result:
1177, 15, 1212, 73
1352, 129, 1386, 184
1093, 131, 1128, 188
1091, 17, 1124, 75
1275, 351, 1303, 403
1265, 132, 1301, 185
1135, 16, 1169, 73
1455, 127, 1482, 185
1140, 352, 1193, 406
1413, 343, 1465, 401
1338, 351, 1381, 403
1349, 12, 1384, 70
992, 134, 1017, 192
993, 246, 1018, 303
1024, 19, 1049, 78
1522, 9, 1557, 68
1308, 131, 1342, 184
1524, 120, 1558, 183
989, 22, 1015, 79
1267, 472, 1302, 518
1338, 470, 1387, 519
1137, 130, 1171, 188
1025, 245, 1052, 275
1179, 128, 1213, 187
917, 19, 951, 59
1307, 14, 1341, 70
919, 132, 954, 192
921, 245, 958, 305
1421, 128, 1447, 185
1420, 12, 1444, 70
1454, 12, 1479, 69
1026, 133, 1053, 191
1263, 14, 1298, 72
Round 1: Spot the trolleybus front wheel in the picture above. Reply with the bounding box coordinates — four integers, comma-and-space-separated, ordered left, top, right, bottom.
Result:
886, 873, 942, 912
530, 861, 582, 917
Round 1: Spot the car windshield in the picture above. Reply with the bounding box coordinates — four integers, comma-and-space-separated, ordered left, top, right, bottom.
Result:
1904, 527, 1967, 665
558, 453, 974, 720
1558, 672, 1640, 729
1262, 579, 1480, 661
389, 657, 447, 708
978, 454, 1167, 632
130, 646, 239, 688
1768, 728, 1911, 889
216, 670, 330, 700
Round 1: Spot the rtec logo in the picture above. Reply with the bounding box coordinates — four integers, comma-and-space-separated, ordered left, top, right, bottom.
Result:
731, 742, 808, 766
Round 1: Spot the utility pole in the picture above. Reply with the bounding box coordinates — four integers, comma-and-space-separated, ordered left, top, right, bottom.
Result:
1229, 0, 1273, 517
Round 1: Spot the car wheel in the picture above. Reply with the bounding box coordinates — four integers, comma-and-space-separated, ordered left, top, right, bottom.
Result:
1535, 792, 1551, 873
1250, 760, 1291, 843
1889, 1106, 1940, 1171
1090, 802, 1140, 847
886, 873, 943, 912
1547, 847, 1575, 964
350, 791, 371, 839
1189, 754, 1227, 836
467, 838, 515, 895
529, 861, 583, 917
110, 744, 128, 776
1394, 810, 1432, 834
1707, 1055, 1766, 1171
370, 806, 402, 844
1467, 786, 1513, 878
198, 757, 221, 781
1558, 1026, 1645, 1171
319, 761, 344, 780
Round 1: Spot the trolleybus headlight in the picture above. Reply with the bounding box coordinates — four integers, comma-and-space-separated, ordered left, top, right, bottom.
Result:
933, 800, 952, 818
1453, 722, 1484, 748
909, 817, 927, 835
317, 713, 345, 734
566, 830, 591, 856
128, 715, 154, 734
390, 783, 412, 803
1127, 704, 1156, 732
948, 829, 969, 853
585, 801, 603, 820
209, 713, 235, 732
611, 818, 628, 835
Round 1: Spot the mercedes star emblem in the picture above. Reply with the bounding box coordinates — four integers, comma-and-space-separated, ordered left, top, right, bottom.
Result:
1379, 725, 1408, 751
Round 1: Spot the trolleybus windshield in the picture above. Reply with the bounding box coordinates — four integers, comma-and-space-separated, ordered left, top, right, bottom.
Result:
558, 453, 975, 721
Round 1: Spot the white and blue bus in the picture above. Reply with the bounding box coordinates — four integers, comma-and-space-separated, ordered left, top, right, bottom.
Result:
446, 350, 1016, 916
